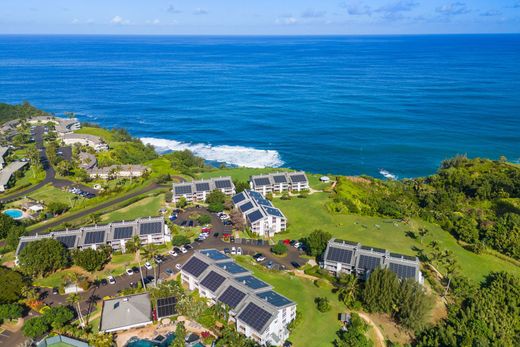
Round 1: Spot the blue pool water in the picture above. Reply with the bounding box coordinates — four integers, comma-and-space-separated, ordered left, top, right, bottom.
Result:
125, 333, 175, 347
3, 209, 23, 219
0, 35, 519, 177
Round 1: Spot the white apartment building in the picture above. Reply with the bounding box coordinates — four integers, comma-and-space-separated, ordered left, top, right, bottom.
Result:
232, 190, 286, 237
60, 133, 108, 151
172, 177, 235, 204
250, 172, 309, 194
181, 249, 296, 346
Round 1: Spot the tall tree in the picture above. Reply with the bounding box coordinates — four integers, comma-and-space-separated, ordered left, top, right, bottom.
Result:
335, 274, 359, 308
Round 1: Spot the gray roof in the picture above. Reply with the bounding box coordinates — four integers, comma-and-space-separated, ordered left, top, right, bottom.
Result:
172, 176, 235, 195
61, 133, 104, 145
100, 293, 152, 332
250, 171, 308, 188
0, 147, 8, 166
0, 161, 28, 186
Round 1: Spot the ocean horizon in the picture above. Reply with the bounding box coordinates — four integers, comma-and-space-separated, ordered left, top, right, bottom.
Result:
1, 34, 519, 178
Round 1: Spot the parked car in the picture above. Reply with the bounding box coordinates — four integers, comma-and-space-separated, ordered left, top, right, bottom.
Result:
253, 253, 265, 262
100, 279, 108, 286
180, 221, 187, 227
52, 287, 59, 295
293, 242, 302, 248
283, 239, 291, 245
154, 255, 164, 264
213, 232, 219, 237
173, 247, 182, 253
230, 236, 235, 243
169, 250, 178, 257
237, 247, 243, 255
175, 264, 182, 270
195, 237, 204, 243
267, 261, 273, 269
188, 220, 194, 227
180, 246, 188, 254
169, 214, 178, 221
126, 268, 134, 276
165, 268, 174, 276
291, 261, 301, 269
231, 246, 236, 255
224, 248, 230, 254
144, 262, 153, 270
184, 244, 193, 250
201, 227, 212, 233
107, 276, 116, 285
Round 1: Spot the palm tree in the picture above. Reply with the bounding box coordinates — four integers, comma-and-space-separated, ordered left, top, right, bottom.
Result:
67, 293, 85, 327
335, 273, 358, 308
132, 235, 147, 290
142, 244, 158, 287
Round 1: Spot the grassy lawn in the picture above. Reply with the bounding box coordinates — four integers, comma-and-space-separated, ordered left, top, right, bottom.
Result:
197, 167, 290, 183
236, 256, 345, 347
33, 269, 78, 288
28, 184, 78, 206
100, 194, 165, 223
74, 126, 115, 144
273, 193, 519, 283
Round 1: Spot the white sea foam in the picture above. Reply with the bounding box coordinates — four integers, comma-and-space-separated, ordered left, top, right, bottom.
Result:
141, 137, 284, 168
379, 169, 398, 180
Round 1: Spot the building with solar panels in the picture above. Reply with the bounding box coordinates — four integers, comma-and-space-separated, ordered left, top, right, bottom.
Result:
322, 238, 423, 283
180, 249, 296, 346
15, 216, 168, 257
99, 293, 152, 333
171, 176, 235, 204
232, 190, 287, 237
250, 171, 309, 195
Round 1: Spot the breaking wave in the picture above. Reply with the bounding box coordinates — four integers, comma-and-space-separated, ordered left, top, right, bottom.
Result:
141, 137, 284, 168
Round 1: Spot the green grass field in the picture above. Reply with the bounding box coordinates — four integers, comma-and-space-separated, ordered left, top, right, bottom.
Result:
28, 184, 78, 206
100, 194, 164, 223
74, 126, 115, 144
273, 192, 519, 282
236, 256, 346, 346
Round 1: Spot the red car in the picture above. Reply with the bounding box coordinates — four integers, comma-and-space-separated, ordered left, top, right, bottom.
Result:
283, 239, 291, 245
223, 233, 231, 238
201, 227, 212, 233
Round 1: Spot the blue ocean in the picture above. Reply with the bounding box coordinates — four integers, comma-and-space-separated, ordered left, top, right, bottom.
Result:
0, 35, 519, 178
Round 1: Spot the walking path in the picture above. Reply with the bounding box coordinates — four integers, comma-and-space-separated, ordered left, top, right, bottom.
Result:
357, 312, 386, 347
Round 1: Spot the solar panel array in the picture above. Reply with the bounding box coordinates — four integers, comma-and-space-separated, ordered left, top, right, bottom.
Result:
214, 179, 232, 189
156, 296, 176, 319
182, 257, 209, 277
200, 249, 229, 261
335, 239, 358, 246
56, 235, 77, 248
272, 174, 287, 183
256, 290, 292, 307
326, 247, 353, 264
249, 191, 272, 207
264, 206, 284, 218
289, 174, 307, 183
113, 226, 134, 240
402, 255, 417, 261
239, 201, 254, 212
200, 271, 226, 292
174, 185, 192, 194
236, 275, 269, 290
140, 222, 162, 235
237, 303, 273, 333
18, 241, 28, 253
216, 262, 248, 274
253, 177, 271, 186
357, 255, 382, 271
246, 210, 264, 224
218, 286, 247, 309
389, 263, 416, 279
195, 182, 210, 192
232, 193, 246, 204
84, 230, 105, 244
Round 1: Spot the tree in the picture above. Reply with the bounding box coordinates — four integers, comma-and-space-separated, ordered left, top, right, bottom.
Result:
334, 313, 372, 347
143, 244, 158, 286
229, 209, 245, 230
208, 201, 224, 213
171, 235, 191, 247
89, 333, 114, 347
197, 214, 212, 225
206, 190, 226, 205
22, 317, 48, 338
271, 243, 288, 255
0, 213, 20, 239
18, 238, 69, 277
303, 229, 332, 257
89, 212, 102, 225
47, 201, 70, 215
171, 321, 186, 347
177, 196, 187, 209
335, 274, 359, 308
362, 268, 399, 313
0, 303, 24, 323
42, 305, 75, 329
418, 228, 430, 244
5, 225, 25, 251
0, 267, 26, 303
395, 279, 432, 331
233, 180, 249, 193
67, 293, 84, 327
131, 235, 147, 291
72, 247, 111, 272
315, 297, 331, 312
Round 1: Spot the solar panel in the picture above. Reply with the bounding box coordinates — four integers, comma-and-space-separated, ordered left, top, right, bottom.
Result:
216, 262, 248, 274
84, 230, 105, 244
55, 235, 77, 248
326, 247, 353, 264
289, 174, 307, 183
372, 247, 386, 254
17, 241, 28, 254
335, 239, 358, 246
361, 245, 372, 251
113, 226, 134, 240
272, 174, 287, 183
237, 302, 273, 333
239, 201, 254, 212
357, 255, 382, 271
218, 286, 246, 309
200, 249, 230, 261
200, 271, 226, 292
403, 255, 418, 261
236, 275, 269, 290
232, 193, 246, 204
249, 192, 272, 207
264, 206, 284, 218
195, 182, 210, 192
182, 257, 209, 277
256, 290, 292, 307
140, 222, 162, 235
253, 177, 271, 186
174, 185, 192, 195
157, 296, 177, 318
388, 263, 417, 279
389, 252, 404, 259
246, 210, 264, 224
214, 179, 232, 189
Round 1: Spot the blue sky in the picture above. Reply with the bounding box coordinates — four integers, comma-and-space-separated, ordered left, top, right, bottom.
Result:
1, 0, 519, 35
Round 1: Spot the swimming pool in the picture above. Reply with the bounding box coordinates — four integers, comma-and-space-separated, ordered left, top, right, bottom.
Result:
125, 333, 175, 347
2, 209, 24, 220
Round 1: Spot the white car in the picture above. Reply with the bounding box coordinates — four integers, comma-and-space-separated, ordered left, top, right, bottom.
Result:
237, 247, 243, 255
107, 275, 116, 285
293, 242, 301, 248
180, 246, 188, 254
231, 246, 236, 255
168, 250, 178, 257
175, 264, 182, 270
144, 262, 153, 270
125, 268, 134, 276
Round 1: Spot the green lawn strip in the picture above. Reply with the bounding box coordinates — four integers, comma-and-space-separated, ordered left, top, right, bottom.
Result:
197, 167, 291, 182
28, 184, 78, 205
273, 193, 519, 283
33, 269, 77, 288
236, 256, 345, 347
74, 127, 115, 144
100, 194, 165, 223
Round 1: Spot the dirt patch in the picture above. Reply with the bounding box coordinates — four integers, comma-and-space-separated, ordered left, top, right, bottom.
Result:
345, 176, 372, 184
369, 313, 413, 346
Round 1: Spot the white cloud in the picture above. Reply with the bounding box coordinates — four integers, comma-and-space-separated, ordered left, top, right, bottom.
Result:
110, 15, 130, 25
193, 8, 208, 15
301, 9, 327, 18
436, 2, 471, 16
276, 15, 298, 25
146, 19, 161, 25
167, 5, 181, 14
